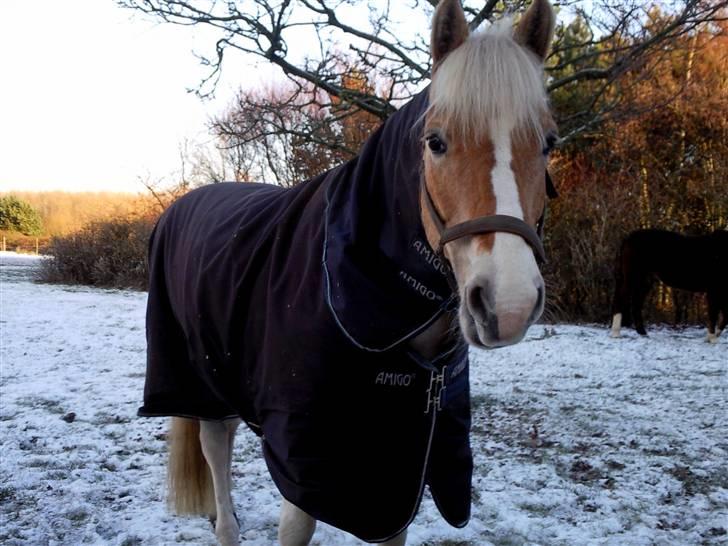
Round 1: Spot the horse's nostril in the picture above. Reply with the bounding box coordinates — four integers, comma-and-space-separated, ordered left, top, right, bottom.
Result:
467, 282, 494, 322
467, 286, 482, 318
529, 286, 545, 323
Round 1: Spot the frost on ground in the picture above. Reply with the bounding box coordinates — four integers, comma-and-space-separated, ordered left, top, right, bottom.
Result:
1, 251, 726, 545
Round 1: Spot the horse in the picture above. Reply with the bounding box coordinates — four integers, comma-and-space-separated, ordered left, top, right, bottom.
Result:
139, 1, 557, 544
610, 228, 728, 342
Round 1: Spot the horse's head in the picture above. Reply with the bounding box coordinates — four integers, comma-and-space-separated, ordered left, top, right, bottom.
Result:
422, 0, 556, 349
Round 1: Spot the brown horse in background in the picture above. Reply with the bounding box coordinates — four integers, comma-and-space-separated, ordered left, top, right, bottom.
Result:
610, 228, 728, 342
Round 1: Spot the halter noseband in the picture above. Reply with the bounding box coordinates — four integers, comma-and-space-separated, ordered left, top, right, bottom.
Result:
421, 171, 557, 264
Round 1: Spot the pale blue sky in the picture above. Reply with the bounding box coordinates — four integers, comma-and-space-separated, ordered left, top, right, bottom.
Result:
0, 0, 264, 193
0, 1, 430, 194
0, 1, 569, 194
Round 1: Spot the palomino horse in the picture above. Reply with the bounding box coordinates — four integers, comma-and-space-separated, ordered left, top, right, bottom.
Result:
139, 1, 557, 544
610, 228, 728, 342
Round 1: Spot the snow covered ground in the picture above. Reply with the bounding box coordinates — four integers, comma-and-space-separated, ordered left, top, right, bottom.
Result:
1, 251, 726, 545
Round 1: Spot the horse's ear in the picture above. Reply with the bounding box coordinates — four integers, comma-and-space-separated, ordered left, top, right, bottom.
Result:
514, 0, 555, 61
431, 0, 469, 68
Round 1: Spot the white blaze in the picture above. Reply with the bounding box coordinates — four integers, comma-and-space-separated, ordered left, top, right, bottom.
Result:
490, 126, 523, 219
467, 124, 541, 311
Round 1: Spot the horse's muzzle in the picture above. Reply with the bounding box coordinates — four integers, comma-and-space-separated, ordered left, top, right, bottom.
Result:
463, 280, 544, 348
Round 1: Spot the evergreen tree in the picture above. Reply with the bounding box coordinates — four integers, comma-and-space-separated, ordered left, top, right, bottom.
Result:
0, 195, 43, 236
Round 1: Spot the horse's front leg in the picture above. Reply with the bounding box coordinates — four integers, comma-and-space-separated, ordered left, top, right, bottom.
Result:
199, 418, 242, 546
717, 299, 727, 338
631, 278, 650, 336
278, 498, 316, 546
707, 291, 720, 343
278, 499, 407, 545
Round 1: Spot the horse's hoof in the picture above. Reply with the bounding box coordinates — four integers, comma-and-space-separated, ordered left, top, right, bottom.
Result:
610, 331, 620, 338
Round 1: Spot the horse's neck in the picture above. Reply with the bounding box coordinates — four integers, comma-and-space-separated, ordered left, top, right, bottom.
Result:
408, 312, 455, 360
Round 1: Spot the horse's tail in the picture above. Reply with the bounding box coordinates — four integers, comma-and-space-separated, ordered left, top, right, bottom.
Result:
167, 417, 216, 517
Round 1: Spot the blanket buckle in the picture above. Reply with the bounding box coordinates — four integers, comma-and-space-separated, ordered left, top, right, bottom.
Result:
424, 367, 447, 414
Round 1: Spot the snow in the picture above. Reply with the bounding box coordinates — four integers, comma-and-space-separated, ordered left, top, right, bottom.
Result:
1, 251, 726, 545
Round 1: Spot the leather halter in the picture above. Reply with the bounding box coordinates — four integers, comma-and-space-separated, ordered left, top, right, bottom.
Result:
421, 171, 557, 264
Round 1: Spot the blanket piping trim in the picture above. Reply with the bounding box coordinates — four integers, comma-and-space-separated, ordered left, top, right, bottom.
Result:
321, 178, 455, 353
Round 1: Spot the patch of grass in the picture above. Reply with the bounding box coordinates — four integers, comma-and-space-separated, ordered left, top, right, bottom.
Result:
17, 396, 64, 414
518, 501, 554, 516
64, 506, 90, 522
94, 412, 131, 425
605, 459, 626, 470
422, 539, 475, 546
100, 461, 118, 472
668, 465, 713, 496
26, 457, 55, 469
0, 486, 16, 503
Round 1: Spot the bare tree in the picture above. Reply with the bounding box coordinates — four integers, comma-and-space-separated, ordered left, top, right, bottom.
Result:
118, 0, 727, 179
211, 68, 381, 186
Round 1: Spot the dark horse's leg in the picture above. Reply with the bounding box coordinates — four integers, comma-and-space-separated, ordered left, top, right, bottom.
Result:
611, 241, 632, 337
707, 291, 728, 343
718, 294, 728, 337
707, 291, 719, 343
631, 276, 651, 336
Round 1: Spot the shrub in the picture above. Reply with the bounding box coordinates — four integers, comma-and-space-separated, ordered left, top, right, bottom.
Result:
39, 216, 156, 290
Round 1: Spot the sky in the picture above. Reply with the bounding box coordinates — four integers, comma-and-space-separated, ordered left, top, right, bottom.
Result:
0, 1, 431, 195
0, 0, 264, 194
0, 1, 571, 195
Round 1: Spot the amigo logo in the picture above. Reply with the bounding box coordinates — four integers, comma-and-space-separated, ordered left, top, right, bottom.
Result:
412, 239, 450, 276
450, 358, 466, 379
399, 270, 444, 301
375, 372, 415, 387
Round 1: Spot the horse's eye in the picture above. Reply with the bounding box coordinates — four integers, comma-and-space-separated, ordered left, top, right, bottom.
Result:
542, 132, 558, 155
426, 135, 447, 155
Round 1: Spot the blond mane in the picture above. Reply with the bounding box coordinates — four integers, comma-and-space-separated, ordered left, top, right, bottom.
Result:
428, 19, 549, 141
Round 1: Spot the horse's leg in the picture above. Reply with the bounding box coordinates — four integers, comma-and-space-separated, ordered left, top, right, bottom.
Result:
610, 245, 630, 338
199, 419, 242, 546
706, 291, 720, 343
718, 298, 728, 338
610, 312, 623, 338
278, 498, 316, 546
631, 277, 650, 336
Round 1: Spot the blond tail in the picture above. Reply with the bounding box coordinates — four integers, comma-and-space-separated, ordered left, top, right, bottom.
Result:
167, 417, 216, 517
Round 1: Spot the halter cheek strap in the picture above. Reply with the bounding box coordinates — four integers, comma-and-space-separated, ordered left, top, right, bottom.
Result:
421, 170, 556, 264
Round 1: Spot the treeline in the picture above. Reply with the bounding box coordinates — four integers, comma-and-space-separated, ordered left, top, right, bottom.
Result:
1, 191, 157, 288
5, 191, 154, 236
543, 19, 728, 324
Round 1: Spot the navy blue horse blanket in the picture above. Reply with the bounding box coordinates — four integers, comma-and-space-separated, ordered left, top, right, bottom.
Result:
139, 90, 472, 542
